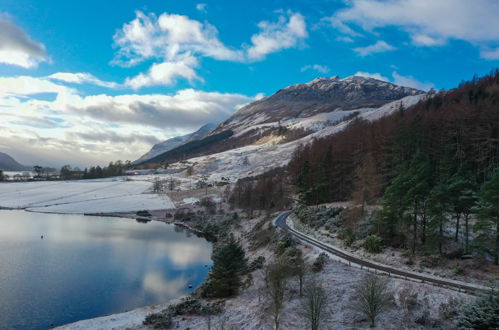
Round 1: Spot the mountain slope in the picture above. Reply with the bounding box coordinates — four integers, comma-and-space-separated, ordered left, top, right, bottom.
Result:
0, 152, 31, 171
134, 123, 216, 164
214, 76, 423, 134
141, 76, 423, 167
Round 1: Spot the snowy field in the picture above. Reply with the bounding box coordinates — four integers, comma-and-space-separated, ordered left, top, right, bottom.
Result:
0, 177, 175, 214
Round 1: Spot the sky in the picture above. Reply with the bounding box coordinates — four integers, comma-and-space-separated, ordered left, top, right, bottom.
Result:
1, 0, 498, 167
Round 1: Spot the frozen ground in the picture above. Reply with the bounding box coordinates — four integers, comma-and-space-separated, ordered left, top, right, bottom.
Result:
58, 215, 474, 330
0, 177, 175, 213
170, 95, 426, 183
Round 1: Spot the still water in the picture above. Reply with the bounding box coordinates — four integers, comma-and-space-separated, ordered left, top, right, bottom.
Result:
0, 210, 212, 329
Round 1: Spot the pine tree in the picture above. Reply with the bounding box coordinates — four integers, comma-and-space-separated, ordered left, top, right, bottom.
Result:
474, 168, 499, 265
428, 182, 451, 255
448, 165, 478, 252
207, 237, 248, 297
405, 152, 432, 254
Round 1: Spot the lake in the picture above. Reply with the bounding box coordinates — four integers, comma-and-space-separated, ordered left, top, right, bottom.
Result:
0, 210, 212, 329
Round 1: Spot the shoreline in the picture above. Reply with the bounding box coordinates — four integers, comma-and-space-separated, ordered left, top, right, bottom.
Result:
1, 207, 214, 330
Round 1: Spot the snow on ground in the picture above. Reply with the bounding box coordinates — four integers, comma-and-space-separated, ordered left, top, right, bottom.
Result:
58, 215, 473, 330
0, 177, 175, 213
171, 95, 427, 183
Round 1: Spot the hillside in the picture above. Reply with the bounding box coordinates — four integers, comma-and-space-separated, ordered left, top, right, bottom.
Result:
0, 152, 31, 171
141, 76, 423, 167
134, 123, 216, 164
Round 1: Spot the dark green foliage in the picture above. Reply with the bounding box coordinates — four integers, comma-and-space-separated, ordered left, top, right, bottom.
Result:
312, 253, 328, 272
365, 235, 383, 253
202, 237, 248, 298
474, 168, 499, 265
143, 312, 172, 329
456, 290, 499, 329
81, 160, 128, 179
248, 256, 266, 271
143, 298, 223, 329
289, 71, 499, 262
0, 170, 4, 181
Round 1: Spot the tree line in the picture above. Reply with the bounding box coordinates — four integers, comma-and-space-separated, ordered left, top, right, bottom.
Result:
288, 71, 499, 263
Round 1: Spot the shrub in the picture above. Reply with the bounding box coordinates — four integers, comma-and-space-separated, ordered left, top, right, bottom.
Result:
312, 253, 328, 272
248, 256, 266, 271
143, 312, 172, 329
364, 235, 383, 253
456, 291, 499, 329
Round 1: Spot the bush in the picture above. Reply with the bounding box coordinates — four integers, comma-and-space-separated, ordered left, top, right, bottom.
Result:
143, 312, 172, 329
364, 235, 383, 253
312, 253, 328, 272
248, 256, 266, 271
456, 291, 499, 329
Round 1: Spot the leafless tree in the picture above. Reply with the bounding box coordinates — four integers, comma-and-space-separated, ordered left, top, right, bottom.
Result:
266, 261, 288, 330
300, 280, 329, 330
355, 274, 393, 328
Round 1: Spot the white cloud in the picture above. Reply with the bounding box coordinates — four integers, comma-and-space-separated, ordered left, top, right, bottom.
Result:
353, 71, 434, 91
125, 56, 201, 90
392, 72, 434, 91
480, 47, 499, 60
195, 3, 207, 13
66, 89, 254, 129
353, 40, 395, 56
0, 15, 49, 68
353, 71, 389, 81
112, 10, 241, 67
246, 12, 308, 60
112, 11, 308, 89
0, 75, 259, 166
301, 64, 330, 74
331, 0, 499, 58
0, 76, 72, 96
48, 72, 120, 89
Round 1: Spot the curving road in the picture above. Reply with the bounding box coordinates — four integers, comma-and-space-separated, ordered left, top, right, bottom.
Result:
275, 211, 488, 295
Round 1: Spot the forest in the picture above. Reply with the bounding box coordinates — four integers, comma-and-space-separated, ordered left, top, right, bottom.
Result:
287, 71, 499, 263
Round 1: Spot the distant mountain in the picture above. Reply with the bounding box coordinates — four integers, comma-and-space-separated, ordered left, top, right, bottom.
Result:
140, 76, 424, 166
0, 152, 31, 171
134, 123, 216, 164
213, 76, 423, 134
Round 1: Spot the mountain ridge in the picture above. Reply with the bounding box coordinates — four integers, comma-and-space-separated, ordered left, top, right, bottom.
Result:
0, 152, 32, 171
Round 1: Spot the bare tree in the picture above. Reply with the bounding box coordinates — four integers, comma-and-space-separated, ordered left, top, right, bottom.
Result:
301, 280, 329, 330
152, 178, 162, 193
355, 274, 393, 328
266, 262, 288, 330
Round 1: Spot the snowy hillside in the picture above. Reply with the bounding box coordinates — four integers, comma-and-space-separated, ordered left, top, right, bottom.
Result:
213, 76, 423, 135
170, 94, 426, 182
134, 123, 216, 164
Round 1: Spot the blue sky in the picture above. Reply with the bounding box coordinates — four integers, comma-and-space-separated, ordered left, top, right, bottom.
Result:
1, 0, 498, 166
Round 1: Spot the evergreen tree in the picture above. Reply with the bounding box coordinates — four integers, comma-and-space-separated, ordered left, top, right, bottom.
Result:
428, 182, 451, 255
448, 165, 478, 252
404, 152, 432, 254
206, 237, 248, 297
456, 290, 499, 329
474, 168, 499, 265
0, 170, 4, 181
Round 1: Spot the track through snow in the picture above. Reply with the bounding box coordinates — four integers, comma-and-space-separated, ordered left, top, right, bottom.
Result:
0, 178, 175, 213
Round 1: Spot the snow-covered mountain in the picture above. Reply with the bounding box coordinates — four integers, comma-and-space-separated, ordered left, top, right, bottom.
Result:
213, 76, 423, 135
0, 152, 31, 171
134, 123, 216, 164
140, 76, 425, 169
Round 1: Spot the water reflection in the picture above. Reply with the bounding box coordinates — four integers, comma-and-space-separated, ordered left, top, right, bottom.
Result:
0, 210, 212, 330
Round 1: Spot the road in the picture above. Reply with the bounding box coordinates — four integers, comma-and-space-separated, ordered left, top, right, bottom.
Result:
274, 211, 488, 295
